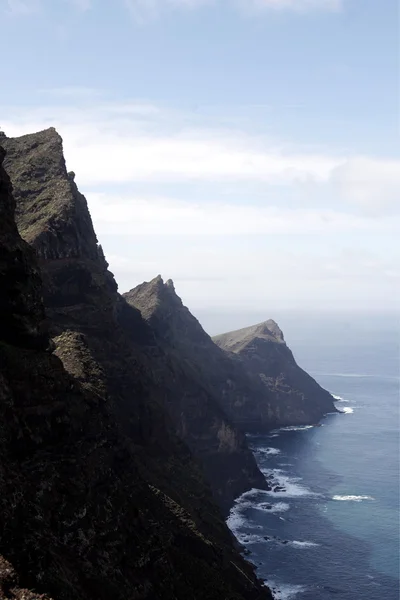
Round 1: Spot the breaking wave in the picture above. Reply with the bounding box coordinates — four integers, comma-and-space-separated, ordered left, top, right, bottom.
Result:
332, 495, 374, 502
267, 581, 308, 600
332, 394, 346, 402
279, 425, 315, 432
290, 540, 320, 548
253, 446, 281, 456
263, 469, 320, 498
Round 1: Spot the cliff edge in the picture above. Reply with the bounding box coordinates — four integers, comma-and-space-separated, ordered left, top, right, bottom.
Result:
214, 320, 337, 427
0, 133, 272, 600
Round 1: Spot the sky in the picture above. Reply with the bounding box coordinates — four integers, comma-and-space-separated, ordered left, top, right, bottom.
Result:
1, 0, 399, 314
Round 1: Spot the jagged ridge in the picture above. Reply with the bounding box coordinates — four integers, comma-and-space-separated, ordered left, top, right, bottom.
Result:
124, 275, 268, 509
0, 133, 272, 600
127, 276, 336, 433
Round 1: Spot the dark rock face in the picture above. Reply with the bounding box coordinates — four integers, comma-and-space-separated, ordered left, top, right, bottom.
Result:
0, 136, 272, 600
213, 320, 337, 427
0, 147, 48, 351
3, 129, 266, 513
127, 278, 336, 434
125, 275, 274, 435
0, 556, 53, 599
124, 276, 268, 510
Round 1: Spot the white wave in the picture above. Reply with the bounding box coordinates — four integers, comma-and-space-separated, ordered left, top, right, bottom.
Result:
332, 495, 374, 502
262, 469, 319, 498
278, 463, 294, 467
236, 532, 266, 545
331, 372, 379, 378
279, 425, 314, 432
226, 488, 270, 533
256, 501, 290, 514
332, 394, 348, 402
290, 540, 319, 548
340, 406, 354, 414
253, 446, 281, 456
269, 433, 280, 438
267, 581, 308, 600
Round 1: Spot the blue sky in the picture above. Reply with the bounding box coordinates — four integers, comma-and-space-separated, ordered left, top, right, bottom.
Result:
1, 0, 399, 312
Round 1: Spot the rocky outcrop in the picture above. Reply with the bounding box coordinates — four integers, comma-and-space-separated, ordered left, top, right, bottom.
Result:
0, 146, 48, 351
2, 128, 266, 513
126, 278, 336, 433
0, 136, 272, 599
214, 320, 337, 426
124, 276, 268, 509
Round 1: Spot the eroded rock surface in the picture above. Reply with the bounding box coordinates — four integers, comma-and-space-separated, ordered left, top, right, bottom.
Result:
0, 135, 272, 600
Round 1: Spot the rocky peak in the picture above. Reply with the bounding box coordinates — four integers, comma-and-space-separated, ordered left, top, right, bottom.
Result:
1, 132, 273, 600
124, 275, 188, 325
213, 319, 286, 355
2, 129, 100, 263
263, 319, 285, 342
213, 320, 337, 427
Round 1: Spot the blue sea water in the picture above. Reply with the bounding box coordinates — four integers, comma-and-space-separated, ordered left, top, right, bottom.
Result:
206, 312, 399, 600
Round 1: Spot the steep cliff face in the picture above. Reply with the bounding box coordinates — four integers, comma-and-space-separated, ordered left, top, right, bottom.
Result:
124, 276, 268, 509
3, 128, 267, 513
0, 135, 272, 599
0, 146, 48, 351
126, 278, 336, 433
214, 320, 337, 426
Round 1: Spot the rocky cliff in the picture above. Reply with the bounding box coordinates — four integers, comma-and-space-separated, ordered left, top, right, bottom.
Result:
0, 135, 272, 599
124, 276, 268, 508
2, 128, 266, 513
126, 278, 336, 433
214, 320, 337, 426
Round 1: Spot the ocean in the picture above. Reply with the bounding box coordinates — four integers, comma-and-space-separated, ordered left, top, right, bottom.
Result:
200, 311, 400, 600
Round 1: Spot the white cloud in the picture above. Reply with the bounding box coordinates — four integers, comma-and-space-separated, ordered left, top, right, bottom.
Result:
332, 157, 400, 214
3, 100, 399, 215
86, 192, 400, 236
2, 98, 398, 312
3, 100, 400, 216
101, 235, 399, 311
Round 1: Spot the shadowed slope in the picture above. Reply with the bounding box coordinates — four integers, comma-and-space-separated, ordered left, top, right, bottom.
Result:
0, 133, 272, 600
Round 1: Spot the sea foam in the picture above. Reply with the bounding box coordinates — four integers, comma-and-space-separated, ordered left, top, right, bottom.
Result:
290, 540, 320, 548
226, 488, 270, 533
267, 581, 308, 600
279, 425, 315, 432
252, 446, 281, 456
332, 394, 346, 402
256, 501, 290, 514
332, 495, 374, 502
263, 469, 319, 498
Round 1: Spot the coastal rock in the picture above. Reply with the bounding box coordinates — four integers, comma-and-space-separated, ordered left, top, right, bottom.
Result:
127, 276, 336, 435
3, 129, 267, 511
0, 133, 273, 600
213, 320, 337, 427
124, 275, 268, 509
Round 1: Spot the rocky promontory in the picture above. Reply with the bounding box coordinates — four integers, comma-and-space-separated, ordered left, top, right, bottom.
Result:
213, 320, 337, 427
0, 131, 272, 600
125, 277, 336, 434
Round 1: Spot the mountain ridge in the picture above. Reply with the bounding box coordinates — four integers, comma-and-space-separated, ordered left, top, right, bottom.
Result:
0, 131, 273, 599
125, 275, 337, 433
